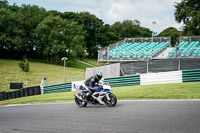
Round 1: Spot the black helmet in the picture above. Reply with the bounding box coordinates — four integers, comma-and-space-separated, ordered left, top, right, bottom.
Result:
96, 72, 103, 80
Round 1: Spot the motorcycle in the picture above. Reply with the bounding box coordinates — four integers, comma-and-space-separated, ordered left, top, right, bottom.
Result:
73, 80, 117, 107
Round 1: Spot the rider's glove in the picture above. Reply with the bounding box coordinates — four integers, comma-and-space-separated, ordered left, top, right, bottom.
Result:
98, 86, 102, 90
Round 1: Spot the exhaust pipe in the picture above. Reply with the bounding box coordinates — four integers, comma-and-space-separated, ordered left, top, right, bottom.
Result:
74, 94, 83, 101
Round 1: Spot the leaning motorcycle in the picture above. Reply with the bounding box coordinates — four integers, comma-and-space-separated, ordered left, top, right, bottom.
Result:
73, 80, 117, 107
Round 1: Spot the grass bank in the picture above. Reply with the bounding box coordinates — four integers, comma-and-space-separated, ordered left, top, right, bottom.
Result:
0, 59, 87, 92
80, 58, 105, 66
1, 82, 200, 105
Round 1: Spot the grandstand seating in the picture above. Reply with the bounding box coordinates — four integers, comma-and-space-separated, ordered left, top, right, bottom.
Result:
193, 45, 200, 57
168, 41, 200, 57
168, 41, 189, 57
109, 42, 169, 59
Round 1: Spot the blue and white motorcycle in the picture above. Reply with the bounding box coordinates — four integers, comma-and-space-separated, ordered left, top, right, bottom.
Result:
73, 80, 117, 107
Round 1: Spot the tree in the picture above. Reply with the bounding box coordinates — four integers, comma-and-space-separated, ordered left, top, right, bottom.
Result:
0, 7, 22, 58
0, 3, 46, 58
139, 27, 152, 37
121, 20, 141, 38
174, 0, 200, 35
0, 1, 154, 60
18, 57, 30, 74
111, 22, 123, 40
17, 4, 46, 57
0, 0, 9, 9
111, 20, 152, 41
34, 15, 84, 61
77, 12, 104, 58
97, 24, 117, 48
24, 59, 30, 74
158, 27, 182, 46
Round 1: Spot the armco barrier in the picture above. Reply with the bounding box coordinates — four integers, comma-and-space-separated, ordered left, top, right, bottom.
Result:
0, 86, 41, 101
182, 69, 200, 82
43, 82, 72, 94
104, 75, 140, 87
1, 69, 199, 100
0, 91, 5, 101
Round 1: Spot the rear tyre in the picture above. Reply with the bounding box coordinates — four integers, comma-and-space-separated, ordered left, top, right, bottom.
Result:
75, 94, 87, 107
104, 93, 117, 107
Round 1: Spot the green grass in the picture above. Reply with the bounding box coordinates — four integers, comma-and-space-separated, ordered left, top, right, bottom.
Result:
0, 91, 77, 105
0, 59, 87, 92
80, 58, 105, 66
113, 82, 200, 99
1, 82, 200, 105
28, 58, 92, 70
67, 59, 92, 69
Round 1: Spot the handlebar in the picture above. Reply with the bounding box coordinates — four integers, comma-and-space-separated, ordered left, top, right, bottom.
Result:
97, 80, 109, 86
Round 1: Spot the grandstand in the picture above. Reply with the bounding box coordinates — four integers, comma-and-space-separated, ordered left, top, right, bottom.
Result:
168, 41, 200, 57
98, 37, 171, 61
98, 36, 200, 75
179, 36, 200, 58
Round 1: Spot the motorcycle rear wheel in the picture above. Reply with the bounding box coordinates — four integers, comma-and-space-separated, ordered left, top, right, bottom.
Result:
75, 94, 87, 107
104, 93, 117, 107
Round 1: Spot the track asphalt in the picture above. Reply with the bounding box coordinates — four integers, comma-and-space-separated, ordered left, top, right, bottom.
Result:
0, 100, 200, 133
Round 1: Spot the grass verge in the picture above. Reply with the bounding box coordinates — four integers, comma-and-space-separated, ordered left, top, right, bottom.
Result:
1, 82, 200, 105
113, 82, 200, 99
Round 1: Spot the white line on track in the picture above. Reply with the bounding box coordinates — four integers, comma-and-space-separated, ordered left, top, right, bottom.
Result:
1, 99, 200, 107
119, 99, 200, 102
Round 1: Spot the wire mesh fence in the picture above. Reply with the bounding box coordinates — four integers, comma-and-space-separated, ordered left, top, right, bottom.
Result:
124, 37, 171, 44
180, 36, 200, 43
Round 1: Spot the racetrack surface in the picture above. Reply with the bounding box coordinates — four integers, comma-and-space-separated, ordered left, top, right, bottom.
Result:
0, 100, 200, 133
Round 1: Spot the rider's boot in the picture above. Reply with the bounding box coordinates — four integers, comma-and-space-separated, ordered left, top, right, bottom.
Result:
86, 89, 93, 97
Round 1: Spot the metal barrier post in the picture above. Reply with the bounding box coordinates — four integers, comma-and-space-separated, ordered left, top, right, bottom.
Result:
147, 60, 149, 73
107, 46, 109, 63
40, 78, 47, 95
97, 50, 100, 66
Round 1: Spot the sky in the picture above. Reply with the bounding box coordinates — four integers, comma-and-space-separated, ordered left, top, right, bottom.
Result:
7, 0, 183, 34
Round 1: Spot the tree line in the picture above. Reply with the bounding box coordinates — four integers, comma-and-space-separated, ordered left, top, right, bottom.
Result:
158, 0, 200, 45
0, 0, 199, 61
0, 0, 151, 61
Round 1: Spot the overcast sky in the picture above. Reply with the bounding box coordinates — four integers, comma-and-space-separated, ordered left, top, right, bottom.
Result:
7, 0, 183, 34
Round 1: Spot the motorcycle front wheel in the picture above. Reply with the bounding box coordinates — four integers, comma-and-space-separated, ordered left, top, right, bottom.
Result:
75, 94, 87, 107
104, 93, 117, 107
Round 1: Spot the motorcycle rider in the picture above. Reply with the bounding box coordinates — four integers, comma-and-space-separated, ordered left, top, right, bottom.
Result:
84, 72, 103, 97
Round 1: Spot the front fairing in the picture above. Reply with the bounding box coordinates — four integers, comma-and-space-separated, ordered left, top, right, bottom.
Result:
96, 89, 111, 93
92, 80, 112, 90
73, 85, 88, 93
92, 85, 99, 90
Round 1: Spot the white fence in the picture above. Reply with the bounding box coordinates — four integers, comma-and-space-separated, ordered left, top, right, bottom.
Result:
85, 63, 120, 79
140, 71, 182, 85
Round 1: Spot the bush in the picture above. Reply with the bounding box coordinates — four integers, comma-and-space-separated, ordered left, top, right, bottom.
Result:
18, 58, 30, 74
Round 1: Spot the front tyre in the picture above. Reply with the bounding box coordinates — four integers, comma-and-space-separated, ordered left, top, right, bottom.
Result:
104, 93, 117, 107
75, 94, 87, 107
